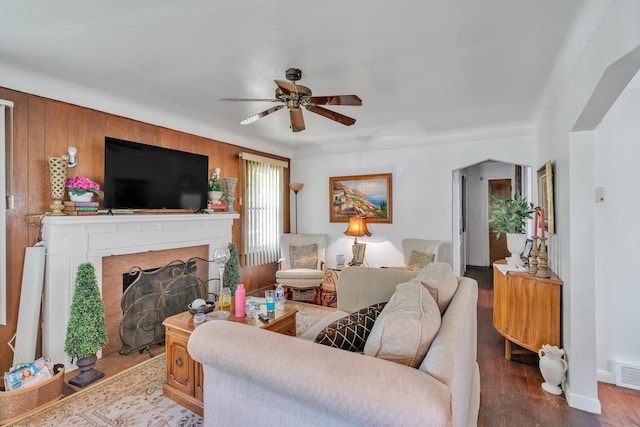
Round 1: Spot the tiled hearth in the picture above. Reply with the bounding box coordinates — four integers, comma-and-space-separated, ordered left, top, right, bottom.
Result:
41, 213, 238, 371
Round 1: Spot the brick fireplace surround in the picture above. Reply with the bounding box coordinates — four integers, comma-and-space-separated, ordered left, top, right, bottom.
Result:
41, 213, 238, 371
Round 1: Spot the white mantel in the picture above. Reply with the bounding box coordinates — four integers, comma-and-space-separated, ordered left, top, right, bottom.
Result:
41, 213, 239, 370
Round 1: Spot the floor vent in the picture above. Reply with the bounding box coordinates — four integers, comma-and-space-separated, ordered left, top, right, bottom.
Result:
614, 361, 640, 390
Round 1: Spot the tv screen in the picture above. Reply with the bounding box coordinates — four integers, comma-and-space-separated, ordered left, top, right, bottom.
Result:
104, 137, 208, 210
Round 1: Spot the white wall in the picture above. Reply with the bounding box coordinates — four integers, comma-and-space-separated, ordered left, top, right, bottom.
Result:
291, 134, 534, 270
537, 0, 640, 413
594, 82, 640, 381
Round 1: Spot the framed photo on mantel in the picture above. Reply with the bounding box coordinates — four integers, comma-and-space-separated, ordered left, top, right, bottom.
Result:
329, 173, 392, 223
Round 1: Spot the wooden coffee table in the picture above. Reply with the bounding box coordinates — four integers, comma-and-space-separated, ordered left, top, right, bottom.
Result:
162, 301, 297, 415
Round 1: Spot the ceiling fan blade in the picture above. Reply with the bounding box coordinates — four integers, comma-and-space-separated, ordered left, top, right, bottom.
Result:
306, 106, 356, 126
238, 105, 285, 125
274, 79, 299, 96
307, 95, 362, 106
289, 109, 305, 132
219, 97, 280, 102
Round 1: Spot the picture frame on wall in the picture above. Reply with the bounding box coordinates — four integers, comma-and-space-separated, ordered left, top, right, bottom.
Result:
329, 173, 392, 223
537, 160, 555, 234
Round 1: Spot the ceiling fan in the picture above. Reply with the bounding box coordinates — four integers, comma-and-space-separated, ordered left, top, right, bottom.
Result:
220, 68, 362, 132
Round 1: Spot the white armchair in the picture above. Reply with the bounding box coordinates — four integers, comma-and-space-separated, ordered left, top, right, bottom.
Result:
383, 239, 451, 270
275, 233, 327, 304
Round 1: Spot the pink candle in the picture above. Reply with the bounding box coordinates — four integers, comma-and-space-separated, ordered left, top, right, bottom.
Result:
534, 208, 539, 237
540, 208, 545, 238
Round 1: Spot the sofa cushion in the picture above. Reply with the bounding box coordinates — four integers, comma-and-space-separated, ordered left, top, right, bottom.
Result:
415, 262, 459, 313
314, 302, 387, 352
363, 280, 441, 367
406, 251, 435, 271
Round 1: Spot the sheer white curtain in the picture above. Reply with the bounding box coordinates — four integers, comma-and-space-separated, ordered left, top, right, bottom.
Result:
240, 152, 287, 267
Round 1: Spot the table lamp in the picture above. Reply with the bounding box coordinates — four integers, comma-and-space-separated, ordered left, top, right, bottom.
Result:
344, 216, 371, 265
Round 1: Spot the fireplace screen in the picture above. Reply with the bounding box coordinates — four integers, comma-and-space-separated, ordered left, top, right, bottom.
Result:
119, 257, 209, 355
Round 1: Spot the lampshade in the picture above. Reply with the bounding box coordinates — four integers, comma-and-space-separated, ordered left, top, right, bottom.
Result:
289, 182, 304, 193
344, 217, 372, 238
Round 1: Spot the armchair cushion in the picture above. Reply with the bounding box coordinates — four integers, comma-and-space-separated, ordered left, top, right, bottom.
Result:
315, 302, 387, 352
416, 262, 459, 313
364, 279, 441, 367
406, 251, 435, 271
289, 244, 318, 269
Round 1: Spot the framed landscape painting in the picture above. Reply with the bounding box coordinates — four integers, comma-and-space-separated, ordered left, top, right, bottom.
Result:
329, 173, 392, 223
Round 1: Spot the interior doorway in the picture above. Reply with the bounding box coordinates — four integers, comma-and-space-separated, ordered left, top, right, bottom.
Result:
452, 160, 531, 272
488, 178, 511, 264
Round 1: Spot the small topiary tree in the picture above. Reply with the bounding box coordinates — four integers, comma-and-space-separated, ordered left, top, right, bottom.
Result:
64, 262, 108, 387
223, 242, 241, 294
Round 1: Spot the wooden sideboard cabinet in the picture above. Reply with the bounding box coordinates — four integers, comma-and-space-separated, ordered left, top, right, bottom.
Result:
492, 260, 563, 360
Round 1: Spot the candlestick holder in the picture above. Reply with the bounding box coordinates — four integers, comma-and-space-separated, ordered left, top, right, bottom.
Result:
536, 237, 551, 278
529, 236, 539, 275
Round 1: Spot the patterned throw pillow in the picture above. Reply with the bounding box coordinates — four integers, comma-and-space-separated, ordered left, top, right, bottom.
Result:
315, 302, 388, 352
406, 251, 435, 271
289, 244, 318, 269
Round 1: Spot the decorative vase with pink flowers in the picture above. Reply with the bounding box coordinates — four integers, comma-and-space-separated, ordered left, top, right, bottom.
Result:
65, 176, 102, 202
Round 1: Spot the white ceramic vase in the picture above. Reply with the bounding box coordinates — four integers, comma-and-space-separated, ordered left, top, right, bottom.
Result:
538, 344, 568, 395
69, 192, 94, 202
505, 233, 527, 266
224, 177, 238, 213
208, 190, 224, 205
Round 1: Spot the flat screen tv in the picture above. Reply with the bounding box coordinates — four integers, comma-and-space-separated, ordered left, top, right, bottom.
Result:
104, 137, 208, 210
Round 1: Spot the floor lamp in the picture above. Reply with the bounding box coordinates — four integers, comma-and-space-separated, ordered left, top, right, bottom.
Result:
290, 183, 304, 233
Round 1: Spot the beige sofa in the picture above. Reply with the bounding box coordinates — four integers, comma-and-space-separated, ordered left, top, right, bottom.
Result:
188, 265, 480, 427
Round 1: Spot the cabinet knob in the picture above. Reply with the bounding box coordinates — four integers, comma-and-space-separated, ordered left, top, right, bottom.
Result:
176, 356, 183, 368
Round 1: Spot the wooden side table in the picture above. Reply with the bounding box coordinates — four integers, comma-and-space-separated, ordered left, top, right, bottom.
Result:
163, 301, 297, 415
492, 260, 563, 360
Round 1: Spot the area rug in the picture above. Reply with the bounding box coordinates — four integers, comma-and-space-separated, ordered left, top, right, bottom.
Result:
8, 302, 335, 426
289, 300, 336, 336
7, 353, 201, 427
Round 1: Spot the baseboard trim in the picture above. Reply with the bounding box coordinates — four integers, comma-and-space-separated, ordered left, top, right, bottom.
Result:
565, 385, 602, 414
597, 369, 616, 384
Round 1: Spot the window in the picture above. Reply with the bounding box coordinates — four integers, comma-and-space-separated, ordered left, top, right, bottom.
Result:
240, 153, 287, 267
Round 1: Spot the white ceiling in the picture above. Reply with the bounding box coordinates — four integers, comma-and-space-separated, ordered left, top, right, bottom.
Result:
0, 1, 598, 156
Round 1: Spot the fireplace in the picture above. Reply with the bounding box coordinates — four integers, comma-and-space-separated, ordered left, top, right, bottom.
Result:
41, 213, 238, 371
101, 245, 210, 357
119, 257, 209, 356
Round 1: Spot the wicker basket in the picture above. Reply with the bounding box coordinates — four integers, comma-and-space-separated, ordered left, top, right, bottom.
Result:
0, 366, 64, 425
291, 289, 316, 302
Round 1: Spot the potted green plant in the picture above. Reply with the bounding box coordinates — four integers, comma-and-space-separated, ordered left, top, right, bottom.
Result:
64, 262, 108, 387
223, 242, 241, 294
488, 191, 535, 266
208, 168, 226, 205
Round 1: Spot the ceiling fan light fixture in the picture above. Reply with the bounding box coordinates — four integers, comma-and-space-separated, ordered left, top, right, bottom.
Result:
221, 68, 361, 132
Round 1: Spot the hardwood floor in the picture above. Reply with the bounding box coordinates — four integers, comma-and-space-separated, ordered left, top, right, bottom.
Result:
466, 265, 640, 427
62, 267, 640, 425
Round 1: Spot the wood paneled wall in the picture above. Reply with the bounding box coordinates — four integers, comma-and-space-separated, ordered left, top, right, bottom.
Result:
0, 86, 288, 372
